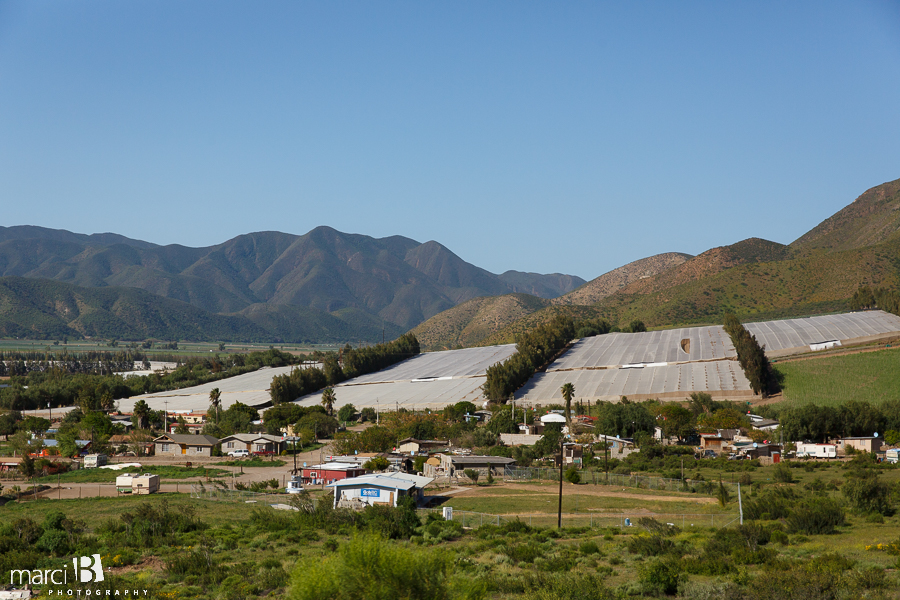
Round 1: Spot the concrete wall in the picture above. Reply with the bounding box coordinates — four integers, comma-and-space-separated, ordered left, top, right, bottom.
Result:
499, 433, 543, 446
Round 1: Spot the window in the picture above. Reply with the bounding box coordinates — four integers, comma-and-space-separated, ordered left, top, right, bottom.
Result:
161, 444, 170, 452
226, 442, 234, 448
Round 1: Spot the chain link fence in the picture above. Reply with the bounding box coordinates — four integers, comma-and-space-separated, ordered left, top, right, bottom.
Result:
189, 483, 295, 504
426, 508, 739, 529
503, 467, 741, 496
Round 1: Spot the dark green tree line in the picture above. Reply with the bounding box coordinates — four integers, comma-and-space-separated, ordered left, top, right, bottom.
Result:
723, 313, 778, 397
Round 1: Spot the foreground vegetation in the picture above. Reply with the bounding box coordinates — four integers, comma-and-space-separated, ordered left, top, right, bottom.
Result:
1, 452, 898, 600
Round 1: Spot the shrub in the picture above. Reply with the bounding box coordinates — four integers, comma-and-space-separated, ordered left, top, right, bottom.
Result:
773, 463, 793, 483
785, 498, 845, 535
842, 469, 895, 516
638, 557, 683, 595
564, 467, 580, 484
464, 469, 480, 484
288, 535, 477, 600
579, 540, 600, 555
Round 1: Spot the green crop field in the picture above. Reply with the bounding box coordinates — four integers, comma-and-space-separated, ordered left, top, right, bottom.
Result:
773, 347, 900, 408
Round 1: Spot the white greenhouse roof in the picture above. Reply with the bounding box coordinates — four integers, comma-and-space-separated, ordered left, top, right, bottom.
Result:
293, 376, 489, 411
347, 345, 517, 383
115, 365, 299, 413
552, 326, 735, 369
744, 310, 900, 354
518, 361, 752, 403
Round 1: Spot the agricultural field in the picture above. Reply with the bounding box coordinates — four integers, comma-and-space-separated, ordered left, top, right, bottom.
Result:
0, 338, 339, 356
773, 346, 900, 408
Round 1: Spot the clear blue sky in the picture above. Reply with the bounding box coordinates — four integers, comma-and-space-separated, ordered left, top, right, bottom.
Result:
1, 1, 898, 280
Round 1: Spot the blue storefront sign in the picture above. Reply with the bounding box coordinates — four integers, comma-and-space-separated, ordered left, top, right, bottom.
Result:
361, 488, 379, 497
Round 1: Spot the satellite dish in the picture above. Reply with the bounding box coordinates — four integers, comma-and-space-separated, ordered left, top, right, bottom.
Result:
753, 443, 759, 448
874, 432, 879, 437
303, 462, 307, 467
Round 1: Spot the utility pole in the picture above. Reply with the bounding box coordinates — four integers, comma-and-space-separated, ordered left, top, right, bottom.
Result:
558, 438, 564, 528
164, 400, 168, 434
605, 437, 609, 484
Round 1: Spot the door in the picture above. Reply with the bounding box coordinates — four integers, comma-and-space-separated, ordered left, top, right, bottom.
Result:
182, 447, 187, 455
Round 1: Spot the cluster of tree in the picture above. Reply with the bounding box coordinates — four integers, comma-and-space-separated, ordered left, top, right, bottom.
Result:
200, 402, 262, 438
262, 403, 337, 437
769, 399, 900, 442
849, 285, 900, 316
575, 318, 612, 339
483, 315, 576, 402
723, 312, 778, 397
0, 350, 155, 377
269, 366, 328, 406
269, 335, 420, 404
340, 333, 420, 379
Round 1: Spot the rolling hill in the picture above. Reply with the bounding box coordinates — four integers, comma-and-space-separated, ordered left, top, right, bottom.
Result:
0, 277, 271, 342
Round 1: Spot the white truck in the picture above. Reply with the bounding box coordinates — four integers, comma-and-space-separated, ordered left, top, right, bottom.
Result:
795, 443, 837, 459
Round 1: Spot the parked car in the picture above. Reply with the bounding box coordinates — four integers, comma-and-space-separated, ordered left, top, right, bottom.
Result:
252, 450, 276, 456
228, 449, 250, 457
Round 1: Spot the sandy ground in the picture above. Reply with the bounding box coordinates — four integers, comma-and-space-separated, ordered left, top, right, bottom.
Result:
21, 443, 337, 501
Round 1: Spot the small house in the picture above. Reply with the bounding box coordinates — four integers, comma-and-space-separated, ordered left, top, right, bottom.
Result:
699, 435, 726, 454
220, 433, 285, 455
330, 474, 418, 509
837, 437, 880, 454
396, 438, 449, 454
301, 462, 367, 485
426, 454, 516, 478
153, 434, 220, 457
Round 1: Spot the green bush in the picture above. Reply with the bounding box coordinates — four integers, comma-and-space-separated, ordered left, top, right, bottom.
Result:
288, 534, 482, 600
773, 463, 793, 483
564, 466, 581, 484
785, 498, 845, 535
638, 557, 683, 595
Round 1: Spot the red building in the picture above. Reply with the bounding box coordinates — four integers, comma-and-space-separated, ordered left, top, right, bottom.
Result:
301, 462, 367, 485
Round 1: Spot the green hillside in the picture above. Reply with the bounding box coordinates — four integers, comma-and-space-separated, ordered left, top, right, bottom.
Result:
411, 293, 551, 350
0, 277, 272, 342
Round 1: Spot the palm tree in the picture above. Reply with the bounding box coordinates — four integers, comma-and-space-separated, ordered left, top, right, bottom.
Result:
132, 399, 151, 430
321, 387, 336, 416
209, 388, 222, 424
560, 383, 575, 433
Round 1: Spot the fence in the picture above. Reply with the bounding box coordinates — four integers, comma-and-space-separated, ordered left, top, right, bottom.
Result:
429, 509, 739, 530
503, 467, 741, 496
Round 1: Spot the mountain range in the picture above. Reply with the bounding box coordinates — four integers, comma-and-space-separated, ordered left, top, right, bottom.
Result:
0, 226, 584, 342
413, 177, 900, 348
3, 176, 898, 345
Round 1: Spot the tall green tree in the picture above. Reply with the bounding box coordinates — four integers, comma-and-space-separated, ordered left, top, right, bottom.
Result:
321, 387, 336, 416
131, 399, 151, 430
209, 388, 222, 424
560, 383, 575, 432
